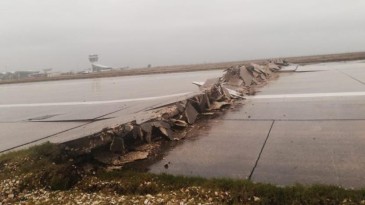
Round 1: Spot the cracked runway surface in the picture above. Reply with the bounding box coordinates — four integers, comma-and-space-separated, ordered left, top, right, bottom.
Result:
149, 60, 365, 188
0, 70, 222, 153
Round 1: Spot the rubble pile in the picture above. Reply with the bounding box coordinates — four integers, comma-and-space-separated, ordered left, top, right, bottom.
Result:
62, 60, 288, 166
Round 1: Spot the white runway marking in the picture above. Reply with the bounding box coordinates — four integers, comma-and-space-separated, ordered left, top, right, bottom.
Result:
246, 91, 365, 99
0, 92, 192, 108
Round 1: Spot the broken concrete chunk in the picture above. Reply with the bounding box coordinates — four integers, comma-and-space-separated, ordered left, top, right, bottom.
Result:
260, 73, 267, 80
112, 151, 149, 165
132, 126, 144, 141
251, 70, 259, 78
197, 94, 209, 112
254, 64, 268, 75
145, 132, 152, 143
226, 76, 243, 87
159, 126, 168, 135
209, 84, 224, 101
252, 78, 259, 85
140, 122, 152, 131
140, 121, 174, 141
151, 121, 170, 129
106, 130, 115, 136
110, 136, 125, 153
160, 106, 179, 119
140, 123, 153, 143
176, 101, 186, 113
152, 121, 173, 139
221, 87, 231, 99
99, 133, 109, 142
171, 119, 188, 127
209, 101, 231, 110
116, 127, 132, 139
225, 87, 244, 98
201, 78, 220, 90
222, 69, 236, 82
124, 123, 134, 132
184, 102, 199, 124
271, 59, 289, 66
239, 66, 254, 86
250, 63, 266, 76
204, 92, 211, 109
267, 62, 281, 71
262, 65, 273, 75
201, 112, 214, 116
188, 94, 209, 113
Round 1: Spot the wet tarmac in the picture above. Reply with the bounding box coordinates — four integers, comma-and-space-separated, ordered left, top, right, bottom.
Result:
148, 60, 365, 188
0, 70, 222, 152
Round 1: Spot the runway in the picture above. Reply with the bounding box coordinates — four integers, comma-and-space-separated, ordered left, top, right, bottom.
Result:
0, 70, 222, 152
149, 60, 365, 188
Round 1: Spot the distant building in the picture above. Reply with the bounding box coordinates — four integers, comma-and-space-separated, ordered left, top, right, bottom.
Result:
88, 54, 98, 63
46, 72, 62, 77
0, 71, 43, 80
91, 63, 112, 72
88, 54, 112, 72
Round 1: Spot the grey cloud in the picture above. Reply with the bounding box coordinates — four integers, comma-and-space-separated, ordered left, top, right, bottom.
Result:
0, 0, 364, 71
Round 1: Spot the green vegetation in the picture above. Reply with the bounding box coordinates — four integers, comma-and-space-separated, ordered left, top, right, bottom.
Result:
1, 143, 365, 204
0, 142, 79, 190
90, 170, 365, 204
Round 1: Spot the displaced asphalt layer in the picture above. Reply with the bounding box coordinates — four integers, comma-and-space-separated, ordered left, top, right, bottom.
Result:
149, 60, 365, 188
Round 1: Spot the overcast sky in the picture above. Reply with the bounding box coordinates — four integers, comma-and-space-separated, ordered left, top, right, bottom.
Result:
1, 0, 365, 72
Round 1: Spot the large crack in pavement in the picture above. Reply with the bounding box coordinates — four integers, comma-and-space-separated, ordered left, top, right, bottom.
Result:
57, 59, 293, 170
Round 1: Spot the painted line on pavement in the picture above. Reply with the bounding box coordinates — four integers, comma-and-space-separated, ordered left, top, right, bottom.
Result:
246, 91, 365, 99
0, 92, 192, 108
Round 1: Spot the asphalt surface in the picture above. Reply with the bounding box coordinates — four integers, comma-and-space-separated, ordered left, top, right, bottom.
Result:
149, 60, 365, 188
0, 70, 222, 152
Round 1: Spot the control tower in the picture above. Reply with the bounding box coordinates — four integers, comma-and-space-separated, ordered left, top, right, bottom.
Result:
88, 54, 111, 72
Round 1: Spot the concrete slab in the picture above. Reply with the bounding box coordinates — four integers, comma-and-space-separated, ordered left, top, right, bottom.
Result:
296, 60, 365, 72
105, 92, 200, 118
0, 122, 83, 152
149, 120, 272, 178
5, 108, 164, 152
43, 108, 163, 144
0, 70, 222, 104
0, 70, 220, 122
252, 120, 365, 188
0, 92, 197, 122
339, 68, 365, 85
30, 103, 129, 122
259, 70, 365, 95
0, 103, 129, 122
224, 96, 365, 120
0, 106, 61, 122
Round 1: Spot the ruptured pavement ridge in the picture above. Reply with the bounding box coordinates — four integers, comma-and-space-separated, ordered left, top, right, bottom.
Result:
149, 60, 365, 189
